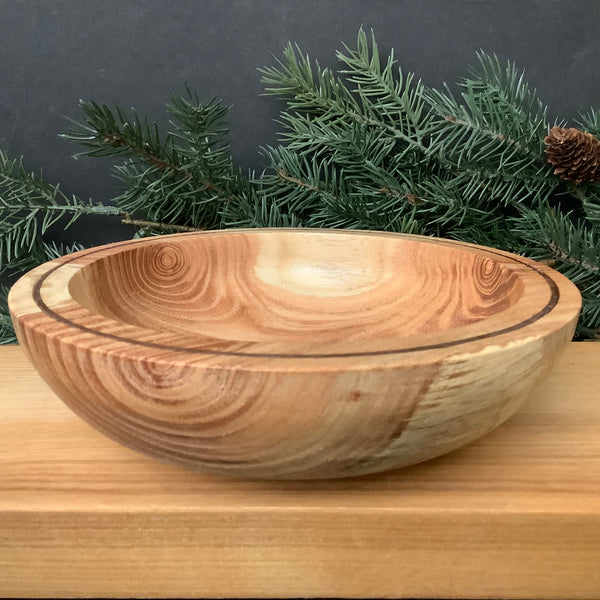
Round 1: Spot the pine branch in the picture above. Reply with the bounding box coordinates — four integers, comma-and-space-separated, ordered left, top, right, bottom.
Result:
257, 146, 342, 221
0, 293, 16, 344
546, 242, 600, 274
120, 212, 203, 232
257, 33, 537, 242
62, 94, 252, 230
0, 151, 120, 269
257, 32, 436, 233
337, 29, 428, 144
260, 42, 361, 120
568, 181, 600, 225
422, 52, 551, 186
277, 168, 321, 193
219, 189, 304, 229
262, 33, 429, 156
510, 202, 600, 337
526, 209, 600, 279
577, 108, 600, 139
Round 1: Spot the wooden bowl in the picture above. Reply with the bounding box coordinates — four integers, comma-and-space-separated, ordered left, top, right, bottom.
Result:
9, 229, 581, 479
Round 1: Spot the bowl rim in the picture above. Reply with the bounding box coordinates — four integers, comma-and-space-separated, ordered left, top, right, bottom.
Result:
9, 228, 582, 368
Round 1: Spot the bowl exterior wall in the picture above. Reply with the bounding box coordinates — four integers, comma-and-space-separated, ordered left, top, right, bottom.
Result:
13, 313, 576, 480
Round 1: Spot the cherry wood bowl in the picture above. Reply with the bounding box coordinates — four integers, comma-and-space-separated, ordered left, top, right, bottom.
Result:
9, 229, 581, 479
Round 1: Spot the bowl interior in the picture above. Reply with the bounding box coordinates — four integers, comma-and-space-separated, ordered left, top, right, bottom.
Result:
68, 232, 524, 343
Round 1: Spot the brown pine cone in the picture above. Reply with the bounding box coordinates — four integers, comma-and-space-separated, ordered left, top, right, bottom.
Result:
544, 126, 600, 184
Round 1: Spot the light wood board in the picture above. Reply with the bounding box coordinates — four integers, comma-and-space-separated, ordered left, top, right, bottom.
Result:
0, 343, 599, 599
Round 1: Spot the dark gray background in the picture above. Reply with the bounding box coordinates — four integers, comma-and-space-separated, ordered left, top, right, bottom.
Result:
1, 0, 599, 246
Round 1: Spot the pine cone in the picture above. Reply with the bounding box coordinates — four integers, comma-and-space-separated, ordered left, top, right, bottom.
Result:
544, 126, 600, 184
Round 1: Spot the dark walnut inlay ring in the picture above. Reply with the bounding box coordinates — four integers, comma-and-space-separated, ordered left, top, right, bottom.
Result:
31, 231, 559, 358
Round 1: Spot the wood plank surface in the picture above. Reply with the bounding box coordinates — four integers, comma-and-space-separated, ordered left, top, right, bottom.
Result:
0, 343, 599, 599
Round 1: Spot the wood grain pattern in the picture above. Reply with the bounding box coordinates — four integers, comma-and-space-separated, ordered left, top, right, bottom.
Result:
8, 229, 582, 479
0, 343, 599, 599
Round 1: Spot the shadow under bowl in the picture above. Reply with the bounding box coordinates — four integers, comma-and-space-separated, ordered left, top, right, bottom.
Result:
8, 229, 581, 479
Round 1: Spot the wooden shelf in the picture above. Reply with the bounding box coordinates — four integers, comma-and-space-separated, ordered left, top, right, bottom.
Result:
1, 343, 599, 599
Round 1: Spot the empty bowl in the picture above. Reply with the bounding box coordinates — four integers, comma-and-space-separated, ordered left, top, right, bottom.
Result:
8, 229, 581, 479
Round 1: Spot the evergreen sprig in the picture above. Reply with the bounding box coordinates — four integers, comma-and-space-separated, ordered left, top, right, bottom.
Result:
0, 151, 119, 272
0, 286, 16, 345
249, 30, 545, 240
62, 90, 255, 231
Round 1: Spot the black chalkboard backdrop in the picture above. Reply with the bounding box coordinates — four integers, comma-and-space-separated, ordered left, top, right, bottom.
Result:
0, 0, 598, 247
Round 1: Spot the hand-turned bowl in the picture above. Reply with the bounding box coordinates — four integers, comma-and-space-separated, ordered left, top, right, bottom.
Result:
9, 229, 581, 479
